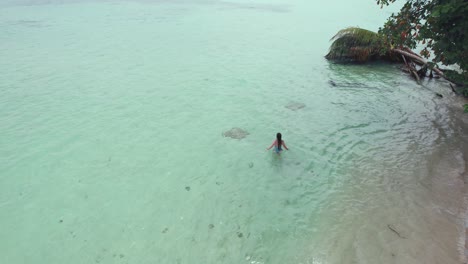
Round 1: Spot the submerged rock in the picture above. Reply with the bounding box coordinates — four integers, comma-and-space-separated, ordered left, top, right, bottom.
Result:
285, 101, 306, 111
223, 127, 250, 139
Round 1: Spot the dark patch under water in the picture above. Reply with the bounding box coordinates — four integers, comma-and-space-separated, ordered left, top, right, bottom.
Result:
223, 127, 249, 139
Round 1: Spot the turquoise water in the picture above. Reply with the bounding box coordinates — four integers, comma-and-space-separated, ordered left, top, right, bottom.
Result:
1, 1, 467, 263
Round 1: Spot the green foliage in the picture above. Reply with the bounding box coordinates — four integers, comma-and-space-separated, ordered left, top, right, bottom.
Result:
443, 70, 468, 96
325, 27, 387, 62
464, 104, 468, 113
377, 0, 468, 86
444, 70, 468, 85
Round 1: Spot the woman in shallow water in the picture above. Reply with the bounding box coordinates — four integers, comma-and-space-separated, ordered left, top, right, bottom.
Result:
266, 132, 289, 154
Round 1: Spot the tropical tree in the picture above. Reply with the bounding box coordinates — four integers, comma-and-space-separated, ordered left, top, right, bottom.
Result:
325, 28, 387, 62
326, 0, 467, 95
326, 27, 443, 83
378, 0, 467, 90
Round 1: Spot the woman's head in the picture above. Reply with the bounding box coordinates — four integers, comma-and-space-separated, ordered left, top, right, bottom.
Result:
276, 133, 282, 144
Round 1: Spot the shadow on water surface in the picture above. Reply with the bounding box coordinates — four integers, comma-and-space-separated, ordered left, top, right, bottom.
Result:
268, 151, 283, 169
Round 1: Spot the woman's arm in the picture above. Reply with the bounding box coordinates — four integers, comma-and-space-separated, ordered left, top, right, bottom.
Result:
266, 140, 277, 150
282, 141, 289, 150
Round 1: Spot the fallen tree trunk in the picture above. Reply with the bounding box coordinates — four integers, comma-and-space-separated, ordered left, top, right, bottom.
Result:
401, 54, 408, 67
400, 54, 422, 82
393, 49, 426, 65
392, 48, 445, 77
325, 27, 465, 92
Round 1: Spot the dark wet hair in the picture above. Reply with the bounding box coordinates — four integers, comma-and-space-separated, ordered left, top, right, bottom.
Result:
276, 133, 282, 148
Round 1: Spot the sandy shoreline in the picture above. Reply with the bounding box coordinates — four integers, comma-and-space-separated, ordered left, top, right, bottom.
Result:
453, 97, 468, 264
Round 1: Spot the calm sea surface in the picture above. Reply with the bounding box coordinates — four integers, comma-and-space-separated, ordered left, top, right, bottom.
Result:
1, 1, 467, 263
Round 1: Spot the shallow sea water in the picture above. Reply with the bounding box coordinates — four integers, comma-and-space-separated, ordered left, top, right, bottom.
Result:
1, 1, 468, 263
